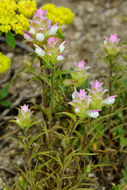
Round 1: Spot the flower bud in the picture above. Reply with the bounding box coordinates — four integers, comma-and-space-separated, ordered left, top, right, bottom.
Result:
34, 44, 45, 57
103, 95, 117, 105
36, 33, 44, 42
29, 27, 35, 35
49, 25, 58, 35
57, 55, 64, 61
87, 110, 101, 118
24, 32, 33, 42
14, 104, 32, 129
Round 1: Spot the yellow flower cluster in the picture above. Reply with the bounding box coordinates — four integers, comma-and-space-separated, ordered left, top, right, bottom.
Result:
42, 4, 75, 25
0, 53, 11, 73
18, 0, 36, 18
0, 0, 37, 35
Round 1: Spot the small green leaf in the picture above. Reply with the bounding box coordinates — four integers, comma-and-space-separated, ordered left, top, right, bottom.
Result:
0, 87, 9, 99
1, 99, 11, 107
5, 32, 15, 48
56, 30, 65, 39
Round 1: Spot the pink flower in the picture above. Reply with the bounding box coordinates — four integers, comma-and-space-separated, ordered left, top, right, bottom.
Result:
79, 89, 87, 100
109, 34, 120, 44
76, 60, 86, 70
90, 80, 103, 92
72, 87, 87, 100
21, 104, 29, 113
104, 34, 120, 45
34, 8, 47, 19
74, 60, 90, 72
47, 37, 60, 48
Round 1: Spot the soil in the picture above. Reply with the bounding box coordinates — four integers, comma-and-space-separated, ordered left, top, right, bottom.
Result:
0, 0, 127, 189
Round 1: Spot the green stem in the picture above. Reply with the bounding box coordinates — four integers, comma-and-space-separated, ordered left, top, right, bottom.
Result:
49, 68, 54, 129
61, 120, 78, 188
40, 60, 46, 108
109, 58, 113, 132
109, 58, 113, 96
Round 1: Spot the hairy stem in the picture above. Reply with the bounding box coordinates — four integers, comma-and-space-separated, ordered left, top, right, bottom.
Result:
109, 58, 113, 132
49, 68, 54, 129
40, 59, 46, 107
109, 58, 113, 96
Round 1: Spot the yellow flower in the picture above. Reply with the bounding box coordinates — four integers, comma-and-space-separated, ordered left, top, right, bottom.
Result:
18, 0, 37, 18
11, 14, 30, 35
42, 3, 75, 25
0, 0, 37, 35
0, 53, 11, 73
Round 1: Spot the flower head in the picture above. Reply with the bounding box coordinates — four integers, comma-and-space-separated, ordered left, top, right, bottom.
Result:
14, 104, 32, 129
21, 104, 29, 112
0, 53, 11, 73
104, 34, 120, 45
90, 80, 103, 92
42, 3, 75, 25
70, 60, 90, 87
104, 34, 121, 56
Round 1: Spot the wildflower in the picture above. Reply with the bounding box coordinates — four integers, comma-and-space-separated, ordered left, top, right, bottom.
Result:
42, 3, 75, 25
71, 60, 90, 87
69, 87, 91, 119
69, 81, 117, 120
89, 80, 105, 110
11, 14, 30, 35
0, 53, 11, 73
104, 34, 121, 57
44, 37, 66, 63
104, 34, 120, 45
18, 0, 36, 18
14, 104, 32, 129
24, 8, 59, 43
0, 0, 37, 35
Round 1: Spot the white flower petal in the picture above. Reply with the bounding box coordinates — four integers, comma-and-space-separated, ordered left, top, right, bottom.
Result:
87, 111, 99, 118
49, 26, 58, 35
103, 98, 115, 105
36, 33, 44, 42
35, 48, 45, 57
57, 55, 64, 61
29, 28, 35, 35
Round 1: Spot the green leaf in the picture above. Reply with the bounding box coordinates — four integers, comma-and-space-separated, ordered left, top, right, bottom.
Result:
0, 87, 9, 100
1, 99, 11, 107
5, 32, 15, 48
56, 30, 65, 40
0, 31, 2, 36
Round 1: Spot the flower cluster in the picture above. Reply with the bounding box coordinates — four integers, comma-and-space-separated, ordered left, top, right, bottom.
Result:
18, 0, 36, 18
14, 104, 32, 129
104, 33, 121, 57
42, 4, 75, 25
0, 0, 36, 34
69, 80, 117, 119
70, 60, 90, 87
0, 53, 11, 73
24, 8, 66, 64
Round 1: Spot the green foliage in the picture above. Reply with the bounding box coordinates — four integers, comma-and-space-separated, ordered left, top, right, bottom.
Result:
0, 86, 11, 107
5, 32, 15, 48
